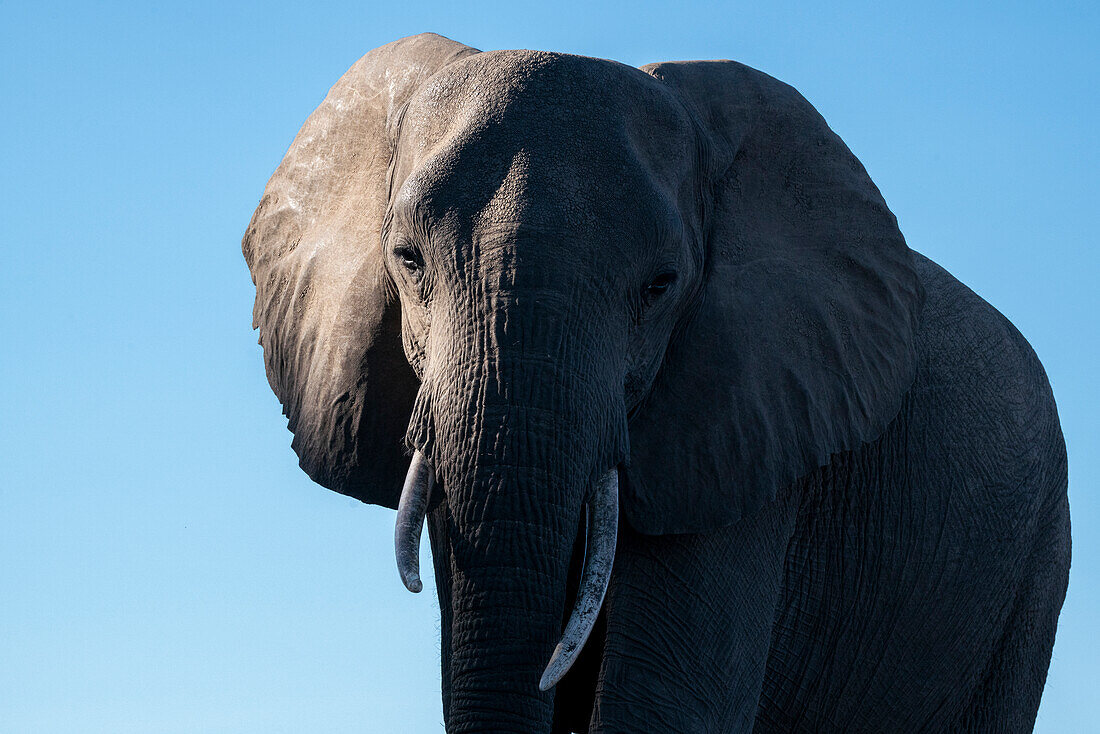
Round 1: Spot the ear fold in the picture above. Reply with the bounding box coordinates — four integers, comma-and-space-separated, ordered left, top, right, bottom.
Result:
624, 60, 924, 534
242, 34, 478, 508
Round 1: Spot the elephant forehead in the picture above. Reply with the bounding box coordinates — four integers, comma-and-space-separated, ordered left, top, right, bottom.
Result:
405, 49, 678, 133
396, 49, 699, 211
393, 140, 684, 253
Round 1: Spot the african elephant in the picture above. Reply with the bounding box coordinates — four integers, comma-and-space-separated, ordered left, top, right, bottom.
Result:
242, 33, 1070, 733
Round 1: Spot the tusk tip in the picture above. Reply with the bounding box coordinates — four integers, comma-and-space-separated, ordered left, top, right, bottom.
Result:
401, 573, 423, 593
538, 644, 565, 691
537, 671, 555, 692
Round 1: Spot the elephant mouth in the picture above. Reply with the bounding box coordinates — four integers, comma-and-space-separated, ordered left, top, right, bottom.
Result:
394, 451, 620, 693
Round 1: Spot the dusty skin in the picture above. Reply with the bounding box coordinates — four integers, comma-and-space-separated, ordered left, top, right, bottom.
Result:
243, 33, 1070, 733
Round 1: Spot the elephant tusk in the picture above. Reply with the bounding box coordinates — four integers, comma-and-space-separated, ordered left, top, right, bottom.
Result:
394, 450, 436, 593
539, 466, 619, 691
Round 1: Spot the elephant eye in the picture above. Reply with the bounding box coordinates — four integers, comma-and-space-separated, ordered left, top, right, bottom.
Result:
643, 272, 677, 302
393, 244, 425, 275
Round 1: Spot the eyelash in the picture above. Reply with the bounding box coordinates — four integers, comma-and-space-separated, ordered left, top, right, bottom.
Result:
392, 242, 425, 281
631, 270, 678, 325
644, 272, 677, 302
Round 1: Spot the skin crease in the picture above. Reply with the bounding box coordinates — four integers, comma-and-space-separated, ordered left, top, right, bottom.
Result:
243, 34, 1070, 733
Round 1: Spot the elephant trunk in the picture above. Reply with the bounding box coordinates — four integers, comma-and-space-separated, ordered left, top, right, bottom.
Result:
440, 443, 581, 732
406, 317, 627, 732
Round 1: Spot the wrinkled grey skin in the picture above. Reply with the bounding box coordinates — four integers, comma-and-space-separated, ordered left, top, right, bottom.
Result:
243, 33, 1070, 733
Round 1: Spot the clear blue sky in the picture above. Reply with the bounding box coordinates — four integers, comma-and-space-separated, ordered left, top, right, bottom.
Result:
2, 1, 1096, 731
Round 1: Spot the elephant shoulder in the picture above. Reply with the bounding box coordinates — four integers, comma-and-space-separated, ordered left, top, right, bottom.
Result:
912, 253, 1050, 391
906, 252, 1067, 520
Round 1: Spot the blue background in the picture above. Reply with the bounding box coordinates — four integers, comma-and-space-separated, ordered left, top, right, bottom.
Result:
2, 1, 1096, 730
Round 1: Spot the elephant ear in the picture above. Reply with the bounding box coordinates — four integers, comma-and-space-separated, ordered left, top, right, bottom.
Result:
242, 34, 478, 508
624, 60, 924, 534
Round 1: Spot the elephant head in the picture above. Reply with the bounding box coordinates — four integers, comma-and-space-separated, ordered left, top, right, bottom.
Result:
243, 33, 922, 731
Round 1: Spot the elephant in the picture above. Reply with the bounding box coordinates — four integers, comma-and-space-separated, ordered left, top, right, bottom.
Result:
242, 33, 1070, 733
